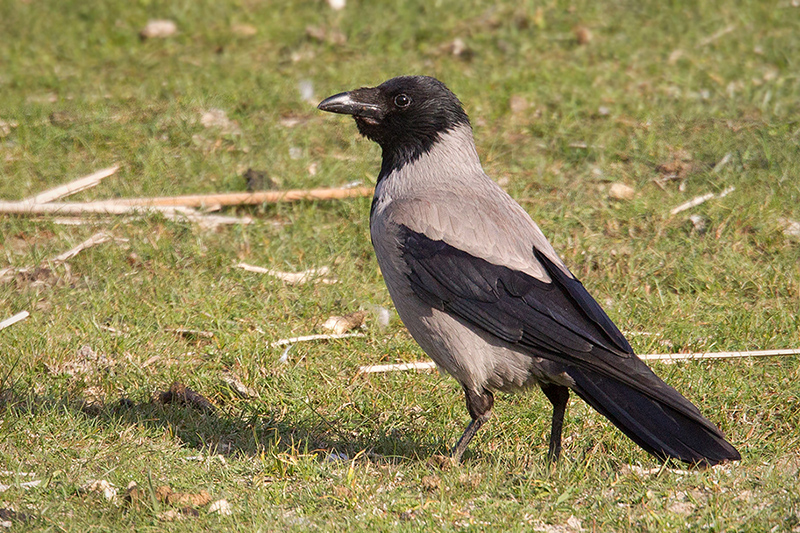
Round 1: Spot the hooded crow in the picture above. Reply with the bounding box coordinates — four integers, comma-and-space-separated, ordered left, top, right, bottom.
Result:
318, 75, 740, 466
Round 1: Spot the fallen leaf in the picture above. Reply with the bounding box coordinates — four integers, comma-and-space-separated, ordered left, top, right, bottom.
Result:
532, 514, 584, 532
123, 481, 143, 508
305, 25, 346, 45
0, 508, 30, 525
421, 475, 440, 491
656, 150, 693, 181
688, 214, 708, 234
440, 38, 473, 59
221, 373, 258, 398
156, 485, 212, 507
322, 311, 366, 334
46, 345, 115, 377
573, 25, 592, 45
208, 499, 232, 515
427, 454, 453, 471
157, 509, 185, 522
278, 115, 308, 128
81, 479, 117, 501
156, 382, 215, 413
609, 182, 635, 200
305, 25, 327, 42
231, 23, 257, 36
200, 109, 240, 135
668, 501, 696, 515
458, 472, 483, 488
244, 168, 278, 191
0, 119, 18, 138
140, 19, 177, 39
509, 95, 529, 114
779, 218, 800, 239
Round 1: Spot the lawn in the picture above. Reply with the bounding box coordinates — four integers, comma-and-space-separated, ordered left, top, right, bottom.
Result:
1, 0, 799, 530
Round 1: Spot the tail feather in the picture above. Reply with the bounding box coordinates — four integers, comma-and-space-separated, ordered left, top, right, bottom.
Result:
567, 367, 740, 465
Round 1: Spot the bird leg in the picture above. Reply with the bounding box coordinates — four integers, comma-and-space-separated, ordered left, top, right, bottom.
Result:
451, 388, 494, 463
540, 383, 570, 464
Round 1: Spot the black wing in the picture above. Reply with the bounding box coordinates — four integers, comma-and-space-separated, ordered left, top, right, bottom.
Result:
398, 227, 705, 419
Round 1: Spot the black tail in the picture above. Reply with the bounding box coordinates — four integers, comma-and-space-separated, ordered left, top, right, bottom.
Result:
567, 366, 740, 466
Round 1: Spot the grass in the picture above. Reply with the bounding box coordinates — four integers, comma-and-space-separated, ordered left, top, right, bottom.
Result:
1, 0, 799, 530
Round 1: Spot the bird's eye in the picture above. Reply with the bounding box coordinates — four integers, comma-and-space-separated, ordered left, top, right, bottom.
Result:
394, 94, 412, 108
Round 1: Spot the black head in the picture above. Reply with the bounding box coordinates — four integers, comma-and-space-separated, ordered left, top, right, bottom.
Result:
318, 76, 470, 172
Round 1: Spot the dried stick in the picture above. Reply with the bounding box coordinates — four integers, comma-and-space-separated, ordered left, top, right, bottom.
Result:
24, 166, 119, 204
699, 25, 736, 46
2, 232, 125, 283
357, 348, 800, 374
52, 232, 122, 265
99, 186, 374, 208
237, 263, 337, 284
670, 186, 735, 215
0, 201, 252, 226
0, 311, 30, 332
270, 332, 365, 347
358, 361, 436, 374
640, 348, 800, 361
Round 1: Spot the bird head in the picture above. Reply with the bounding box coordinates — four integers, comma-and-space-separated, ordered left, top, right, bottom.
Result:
318, 76, 470, 170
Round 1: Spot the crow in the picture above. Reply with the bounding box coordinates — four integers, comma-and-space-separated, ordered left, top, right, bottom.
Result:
318, 75, 740, 466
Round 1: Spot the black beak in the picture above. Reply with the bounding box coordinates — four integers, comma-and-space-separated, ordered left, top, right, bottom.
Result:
318, 88, 384, 122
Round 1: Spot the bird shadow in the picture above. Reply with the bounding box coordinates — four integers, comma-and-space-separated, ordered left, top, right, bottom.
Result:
0, 383, 445, 466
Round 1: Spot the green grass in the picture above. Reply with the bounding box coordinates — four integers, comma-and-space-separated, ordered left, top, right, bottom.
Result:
1, 0, 799, 530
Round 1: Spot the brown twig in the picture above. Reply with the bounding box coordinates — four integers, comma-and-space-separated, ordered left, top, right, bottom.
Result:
95, 186, 374, 208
